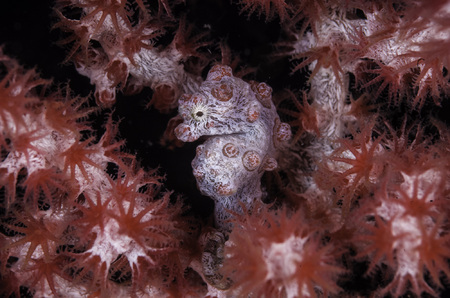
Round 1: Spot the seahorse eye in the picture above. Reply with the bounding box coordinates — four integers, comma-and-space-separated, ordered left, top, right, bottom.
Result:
191, 103, 208, 121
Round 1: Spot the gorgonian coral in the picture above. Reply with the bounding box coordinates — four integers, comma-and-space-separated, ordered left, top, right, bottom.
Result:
2, 0, 450, 296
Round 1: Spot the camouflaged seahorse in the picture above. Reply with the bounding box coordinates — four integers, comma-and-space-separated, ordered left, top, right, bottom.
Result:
175, 64, 291, 231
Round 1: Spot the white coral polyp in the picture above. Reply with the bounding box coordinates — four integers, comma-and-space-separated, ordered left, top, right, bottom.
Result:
88, 218, 148, 268
263, 235, 307, 297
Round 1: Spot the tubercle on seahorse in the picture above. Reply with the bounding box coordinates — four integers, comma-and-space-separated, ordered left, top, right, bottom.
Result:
175, 64, 291, 231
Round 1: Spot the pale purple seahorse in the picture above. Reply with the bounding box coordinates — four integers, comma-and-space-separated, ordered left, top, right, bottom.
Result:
175, 65, 291, 231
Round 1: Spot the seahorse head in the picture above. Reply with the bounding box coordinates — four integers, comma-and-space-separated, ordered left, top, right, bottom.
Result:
175, 65, 264, 142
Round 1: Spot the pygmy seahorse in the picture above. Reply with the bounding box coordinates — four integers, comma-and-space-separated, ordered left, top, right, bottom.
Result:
175, 65, 291, 231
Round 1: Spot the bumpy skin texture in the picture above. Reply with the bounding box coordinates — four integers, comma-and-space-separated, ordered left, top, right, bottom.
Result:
175, 65, 291, 230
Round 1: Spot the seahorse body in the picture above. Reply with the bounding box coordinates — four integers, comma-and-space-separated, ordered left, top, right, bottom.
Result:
175, 65, 291, 230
